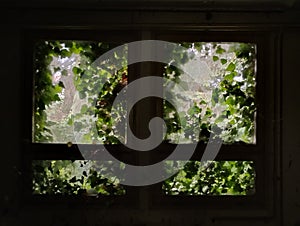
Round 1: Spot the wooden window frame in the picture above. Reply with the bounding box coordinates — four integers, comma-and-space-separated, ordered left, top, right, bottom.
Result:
21, 27, 280, 218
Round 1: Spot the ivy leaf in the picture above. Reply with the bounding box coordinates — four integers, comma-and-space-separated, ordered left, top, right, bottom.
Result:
67, 117, 74, 126
53, 67, 61, 73
53, 94, 60, 101
199, 100, 207, 105
83, 134, 92, 142
80, 104, 88, 114
213, 56, 219, 61
72, 67, 82, 75
225, 96, 235, 105
61, 49, 71, 57
226, 63, 236, 72
79, 92, 86, 99
224, 73, 234, 82
62, 70, 68, 76
216, 46, 226, 54
220, 59, 227, 65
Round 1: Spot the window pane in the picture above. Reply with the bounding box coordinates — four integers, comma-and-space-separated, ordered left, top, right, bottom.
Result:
162, 161, 255, 195
32, 160, 125, 196
163, 42, 256, 144
33, 41, 128, 144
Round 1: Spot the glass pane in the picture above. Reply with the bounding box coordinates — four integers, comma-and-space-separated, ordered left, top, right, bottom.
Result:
162, 161, 255, 195
33, 41, 128, 144
163, 42, 256, 144
32, 160, 125, 196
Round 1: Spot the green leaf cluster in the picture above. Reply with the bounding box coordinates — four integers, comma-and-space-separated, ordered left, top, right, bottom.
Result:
163, 42, 256, 144
32, 160, 125, 196
163, 161, 255, 195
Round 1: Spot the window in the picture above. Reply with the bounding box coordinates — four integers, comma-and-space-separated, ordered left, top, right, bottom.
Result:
147, 32, 274, 211
23, 31, 138, 205
23, 30, 276, 213
32, 39, 129, 196
160, 41, 256, 196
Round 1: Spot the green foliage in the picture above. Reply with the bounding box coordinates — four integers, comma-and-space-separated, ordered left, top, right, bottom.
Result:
33, 41, 256, 196
70, 43, 128, 144
163, 161, 255, 195
33, 40, 127, 144
162, 43, 256, 195
163, 42, 256, 144
32, 160, 125, 196
213, 56, 219, 61
33, 41, 62, 142
33, 41, 128, 195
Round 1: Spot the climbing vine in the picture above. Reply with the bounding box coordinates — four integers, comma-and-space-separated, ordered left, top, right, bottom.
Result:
33, 40, 256, 196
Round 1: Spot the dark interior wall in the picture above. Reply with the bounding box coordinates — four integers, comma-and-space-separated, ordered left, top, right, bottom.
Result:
282, 32, 300, 226
0, 1, 300, 226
